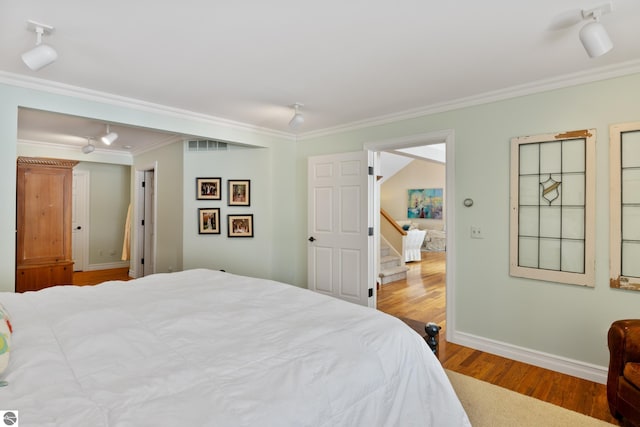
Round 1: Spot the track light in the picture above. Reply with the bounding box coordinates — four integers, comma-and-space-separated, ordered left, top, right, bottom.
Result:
82, 137, 95, 154
100, 124, 118, 145
22, 20, 58, 71
580, 2, 613, 58
289, 103, 305, 130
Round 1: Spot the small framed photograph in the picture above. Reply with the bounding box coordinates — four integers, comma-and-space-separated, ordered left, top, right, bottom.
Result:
228, 214, 253, 237
196, 177, 222, 200
228, 180, 250, 206
198, 208, 220, 234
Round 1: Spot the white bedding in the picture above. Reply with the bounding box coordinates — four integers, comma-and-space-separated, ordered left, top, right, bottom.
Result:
0, 269, 469, 427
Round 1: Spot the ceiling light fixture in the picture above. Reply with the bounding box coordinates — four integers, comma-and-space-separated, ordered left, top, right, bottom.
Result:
289, 103, 305, 130
579, 1, 614, 58
82, 137, 95, 154
21, 20, 58, 71
100, 124, 118, 145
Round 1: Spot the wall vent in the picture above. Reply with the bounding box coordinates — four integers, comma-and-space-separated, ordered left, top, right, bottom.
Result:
186, 139, 229, 152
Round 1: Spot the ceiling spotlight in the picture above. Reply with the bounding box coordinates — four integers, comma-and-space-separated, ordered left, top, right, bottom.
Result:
289, 103, 305, 130
580, 2, 614, 58
21, 20, 58, 71
82, 137, 95, 154
100, 124, 118, 145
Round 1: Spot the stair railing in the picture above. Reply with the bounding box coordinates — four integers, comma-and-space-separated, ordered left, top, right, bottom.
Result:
380, 208, 406, 256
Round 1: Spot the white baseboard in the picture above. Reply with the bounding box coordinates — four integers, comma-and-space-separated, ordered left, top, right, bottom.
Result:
449, 330, 608, 384
84, 261, 130, 272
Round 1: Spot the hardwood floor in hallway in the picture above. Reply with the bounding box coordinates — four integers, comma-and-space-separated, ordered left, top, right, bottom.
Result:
376, 251, 619, 425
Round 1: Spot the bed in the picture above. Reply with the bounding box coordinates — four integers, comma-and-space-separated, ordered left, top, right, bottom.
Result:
0, 269, 470, 426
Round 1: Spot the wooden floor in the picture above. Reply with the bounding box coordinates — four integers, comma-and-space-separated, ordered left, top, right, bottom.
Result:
376, 251, 619, 425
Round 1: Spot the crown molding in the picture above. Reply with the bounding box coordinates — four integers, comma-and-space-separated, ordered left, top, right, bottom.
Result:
4, 58, 640, 144
297, 59, 640, 141
17, 139, 134, 165
0, 71, 294, 141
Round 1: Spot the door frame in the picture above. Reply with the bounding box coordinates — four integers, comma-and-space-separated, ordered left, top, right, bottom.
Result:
133, 162, 158, 278
364, 129, 456, 341
72, 169, 90, 272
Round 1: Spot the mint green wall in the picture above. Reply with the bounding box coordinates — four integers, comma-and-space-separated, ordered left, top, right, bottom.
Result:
180, 139, 299, 284
3, 73, 639, 368
75, 162, 131, 264
298, 73, 640, 367
0, 82, 292, 292
134, 142, 184, 274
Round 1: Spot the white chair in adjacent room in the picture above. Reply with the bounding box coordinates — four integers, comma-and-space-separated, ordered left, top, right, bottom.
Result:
403, 229, 427, 262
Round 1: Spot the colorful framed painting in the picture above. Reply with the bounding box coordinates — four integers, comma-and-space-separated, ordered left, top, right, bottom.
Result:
228, 180, 250, 206
196, 177, 221, 200
198, 208, 220, 234
228, 214, 253, 237
407, 188, 443, 219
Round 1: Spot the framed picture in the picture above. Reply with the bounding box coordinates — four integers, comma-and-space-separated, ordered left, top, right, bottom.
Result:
196, 177, 221, 200
198, 208, 220, 234
228, 180, 250, 206
407, 188, 443, 219
228, 214, 253, 237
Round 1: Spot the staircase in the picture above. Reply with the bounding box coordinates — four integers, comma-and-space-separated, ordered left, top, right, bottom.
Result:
379, 244, 409, 285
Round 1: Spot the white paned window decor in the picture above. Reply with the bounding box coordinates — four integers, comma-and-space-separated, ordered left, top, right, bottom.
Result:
510, 129, 595, 286
610, 122, 640, 291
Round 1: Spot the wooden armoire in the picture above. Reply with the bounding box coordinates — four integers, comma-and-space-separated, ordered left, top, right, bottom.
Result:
16, 157, 79, 292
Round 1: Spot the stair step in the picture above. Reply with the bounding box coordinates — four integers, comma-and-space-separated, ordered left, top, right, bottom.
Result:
379, 265, 409, 285
379, 245, 407, 284
379, 265, 410, 277
380, 255, 402, 270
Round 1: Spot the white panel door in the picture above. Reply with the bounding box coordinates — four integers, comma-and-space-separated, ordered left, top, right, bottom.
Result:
72, 170, 90, 272
308, 151, 373, 306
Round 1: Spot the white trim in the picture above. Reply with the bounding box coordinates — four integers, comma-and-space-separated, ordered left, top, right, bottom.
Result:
443, 131, 456, 341
132, 162, 158, 278
300, 59, 640, 141
509, 129, 596, 287
450, 330, 608, 384
365, 129, 456, 338
609, 121, 640, 290
18, 139, 134, 164
367, 150, 376, 308
5, 61, 640, 143
0, 71, 293, 141
72, 170, 90, 272
84, 261, 130, 271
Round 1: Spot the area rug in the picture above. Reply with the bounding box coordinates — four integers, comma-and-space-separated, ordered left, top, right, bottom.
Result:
446, 370, 616, 427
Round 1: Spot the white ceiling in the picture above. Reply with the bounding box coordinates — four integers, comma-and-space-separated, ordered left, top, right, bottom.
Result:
3, 1, 640, 153
379, 144, 445, 184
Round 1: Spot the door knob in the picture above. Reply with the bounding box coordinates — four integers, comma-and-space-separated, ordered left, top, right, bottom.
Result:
308, 236, 316, 242
75, 226, 82, 230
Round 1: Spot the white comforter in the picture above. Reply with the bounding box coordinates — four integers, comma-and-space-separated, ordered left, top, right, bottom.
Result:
0, 269, 469, 427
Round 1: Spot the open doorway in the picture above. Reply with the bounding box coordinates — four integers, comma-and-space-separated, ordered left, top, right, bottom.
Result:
365, 129, 456, 341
